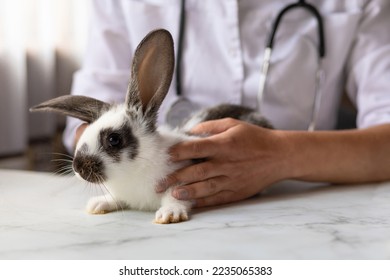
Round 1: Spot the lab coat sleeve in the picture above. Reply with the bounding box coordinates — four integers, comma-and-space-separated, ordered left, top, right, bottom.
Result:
63, 0, 132, 153
345, 0, 390, 129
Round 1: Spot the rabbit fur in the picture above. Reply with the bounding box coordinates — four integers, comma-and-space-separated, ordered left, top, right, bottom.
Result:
30, 29, 271, 224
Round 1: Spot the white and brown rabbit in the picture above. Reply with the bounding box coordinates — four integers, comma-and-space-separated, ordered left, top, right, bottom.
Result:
30, 29, 271, 224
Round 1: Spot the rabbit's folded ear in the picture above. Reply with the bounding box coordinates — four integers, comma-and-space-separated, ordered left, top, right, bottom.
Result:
126, 29, 175, 121
30, 95, 110, 123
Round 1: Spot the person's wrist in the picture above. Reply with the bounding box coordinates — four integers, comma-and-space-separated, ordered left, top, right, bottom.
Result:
272, 129, 304, 181
279, 130, 315, 181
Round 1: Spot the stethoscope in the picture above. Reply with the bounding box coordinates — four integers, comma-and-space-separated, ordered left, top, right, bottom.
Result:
165, 0, 197, 127
166, 0, 326, 131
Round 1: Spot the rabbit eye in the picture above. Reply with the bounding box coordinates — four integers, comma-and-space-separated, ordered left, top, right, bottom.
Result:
108, 133, 122, 147
99, 124, 138, 162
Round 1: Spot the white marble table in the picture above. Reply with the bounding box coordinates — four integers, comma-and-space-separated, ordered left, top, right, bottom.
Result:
0, 169, 389, 259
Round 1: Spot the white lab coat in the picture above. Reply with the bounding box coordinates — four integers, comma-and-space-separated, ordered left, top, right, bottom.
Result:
64, 0, 390, 152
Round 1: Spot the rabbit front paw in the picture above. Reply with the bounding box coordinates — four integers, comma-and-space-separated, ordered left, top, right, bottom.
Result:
154, 204, 189, 224
86, 195, 123, 214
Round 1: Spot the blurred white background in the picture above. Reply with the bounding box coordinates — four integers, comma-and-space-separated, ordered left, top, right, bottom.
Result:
0, 0, 89, 157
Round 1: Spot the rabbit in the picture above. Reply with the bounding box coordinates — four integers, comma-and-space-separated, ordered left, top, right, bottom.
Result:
30, 29, 272, 224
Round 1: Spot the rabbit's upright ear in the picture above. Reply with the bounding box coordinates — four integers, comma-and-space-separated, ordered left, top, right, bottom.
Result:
30, 95, 110, 123
126, 29, 175, 121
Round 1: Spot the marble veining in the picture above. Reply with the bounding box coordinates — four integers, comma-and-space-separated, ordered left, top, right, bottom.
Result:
0, 170, 389, 259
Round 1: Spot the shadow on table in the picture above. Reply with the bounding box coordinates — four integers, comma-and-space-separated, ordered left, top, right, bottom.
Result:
193, 180, 371, 215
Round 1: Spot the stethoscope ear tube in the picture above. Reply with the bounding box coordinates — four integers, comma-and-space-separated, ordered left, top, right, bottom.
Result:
257, 47, 272, 112
308, 59, 325, 131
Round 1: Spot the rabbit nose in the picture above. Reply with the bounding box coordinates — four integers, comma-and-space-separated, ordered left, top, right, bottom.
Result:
73, 154, 106, 183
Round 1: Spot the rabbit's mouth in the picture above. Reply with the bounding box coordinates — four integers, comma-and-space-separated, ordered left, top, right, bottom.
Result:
73, 154, 106, 184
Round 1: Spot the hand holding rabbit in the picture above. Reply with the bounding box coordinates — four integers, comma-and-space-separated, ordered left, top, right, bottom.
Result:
157, 118, 287, 207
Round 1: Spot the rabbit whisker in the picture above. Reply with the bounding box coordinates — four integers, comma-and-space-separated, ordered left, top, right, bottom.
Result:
53, 165, 74, 176
97, 177, 125, 215
51, 152, 74, 160
51, 159, 73, 164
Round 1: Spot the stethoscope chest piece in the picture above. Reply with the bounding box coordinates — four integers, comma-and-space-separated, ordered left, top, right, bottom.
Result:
166, 97, 199, 128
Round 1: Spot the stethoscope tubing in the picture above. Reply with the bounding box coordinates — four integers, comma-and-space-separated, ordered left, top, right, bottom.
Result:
176, 0, 326, 131
176, 0, 186, 97
267, 0, 325, 58
259, 0, 326, 131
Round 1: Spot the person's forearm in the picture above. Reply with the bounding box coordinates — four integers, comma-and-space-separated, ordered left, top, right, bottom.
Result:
283, 124, 390, 183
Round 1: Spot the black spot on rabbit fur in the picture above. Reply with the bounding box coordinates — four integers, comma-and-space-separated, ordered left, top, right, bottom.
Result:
200, 104, 273, 129
99, 122, 139, 162
78, 143, 89, 154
